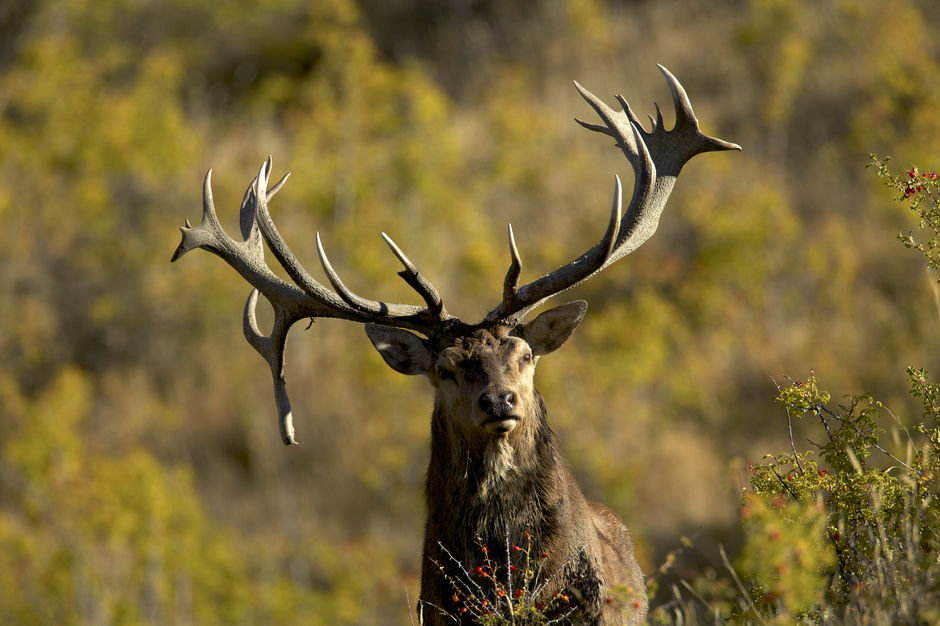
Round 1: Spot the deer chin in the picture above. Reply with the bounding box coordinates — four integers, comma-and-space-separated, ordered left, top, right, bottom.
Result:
481, 416, 520, 436
479, 436, 517, 498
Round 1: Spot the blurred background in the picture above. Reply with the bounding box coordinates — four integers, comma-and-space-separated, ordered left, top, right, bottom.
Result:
1, 0, 938, 623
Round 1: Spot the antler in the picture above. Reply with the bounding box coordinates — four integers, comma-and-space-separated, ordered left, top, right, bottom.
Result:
172, 157, 451, 444
173, 66, 738, 444
486, 65, 741, 324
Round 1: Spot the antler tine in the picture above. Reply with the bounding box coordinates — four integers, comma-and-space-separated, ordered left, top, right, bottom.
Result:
315, 233, 390, 315
501, 224, 523, 303
243, 289, 296, 445
651, 102, 664, 132
249, 158, 346, 305
487, 66, 738, 324
381, 233, 447, 320
573, 79, 644, 170
487, 173, 627, 322
171, 169, 230, 262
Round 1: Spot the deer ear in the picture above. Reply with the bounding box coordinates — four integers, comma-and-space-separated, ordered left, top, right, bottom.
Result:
521, 300, 588, 356
365, 324, 432, 376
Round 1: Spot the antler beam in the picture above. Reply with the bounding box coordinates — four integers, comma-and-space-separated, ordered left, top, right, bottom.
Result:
486, 65, 741, 324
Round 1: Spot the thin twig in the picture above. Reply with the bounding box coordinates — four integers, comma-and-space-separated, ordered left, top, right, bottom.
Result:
719, 544, 764, 624
786, 404, 805, 474
771, 467, 801, 501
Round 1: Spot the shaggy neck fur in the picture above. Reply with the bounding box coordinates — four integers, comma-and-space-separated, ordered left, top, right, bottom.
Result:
424, 390, 565, 559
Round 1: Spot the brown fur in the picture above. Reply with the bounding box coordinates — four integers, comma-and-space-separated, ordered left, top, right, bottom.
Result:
367, 311, 647, 625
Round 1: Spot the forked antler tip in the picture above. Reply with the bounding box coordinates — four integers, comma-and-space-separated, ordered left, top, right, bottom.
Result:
653, 64, 741, 153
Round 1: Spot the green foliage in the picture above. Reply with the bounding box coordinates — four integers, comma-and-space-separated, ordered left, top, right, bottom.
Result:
652, 156, 940, 623
0, 368, 257, 623
740, 371, 940, 623
651, 369, 940, 624
737, 493, 834, 620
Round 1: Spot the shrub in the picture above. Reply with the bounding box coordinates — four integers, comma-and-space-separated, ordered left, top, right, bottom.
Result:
649, 159, 940, 624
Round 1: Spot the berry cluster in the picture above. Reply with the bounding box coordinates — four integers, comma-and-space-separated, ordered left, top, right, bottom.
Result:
903, 167, 939, 198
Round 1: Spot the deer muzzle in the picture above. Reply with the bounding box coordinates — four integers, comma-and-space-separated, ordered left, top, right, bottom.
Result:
478, 388, 519, 434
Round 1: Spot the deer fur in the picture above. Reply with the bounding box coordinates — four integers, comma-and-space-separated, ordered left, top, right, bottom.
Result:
367, 302, 647, 625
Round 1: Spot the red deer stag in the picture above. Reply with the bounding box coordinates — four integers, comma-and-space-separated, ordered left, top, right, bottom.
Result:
172, 66, 739, 624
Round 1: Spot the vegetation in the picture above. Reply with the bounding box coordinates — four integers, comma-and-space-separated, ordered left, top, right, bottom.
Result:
1, 0, 938, 623
648, 163, 940, 624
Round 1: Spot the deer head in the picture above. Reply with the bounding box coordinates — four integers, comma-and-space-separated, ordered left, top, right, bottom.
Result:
171, 65, 739, 447
367, 302, 583, 433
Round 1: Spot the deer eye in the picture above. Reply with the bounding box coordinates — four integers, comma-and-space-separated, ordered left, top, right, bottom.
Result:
436, 366, 456, 382
521, 352, 532, 365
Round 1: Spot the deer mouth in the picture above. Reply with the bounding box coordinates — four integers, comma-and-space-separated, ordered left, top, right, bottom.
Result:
482, 416, 520, 435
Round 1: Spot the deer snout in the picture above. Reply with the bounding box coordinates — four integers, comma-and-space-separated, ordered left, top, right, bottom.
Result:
479, 389, 515, 415
478, 388, 519, 434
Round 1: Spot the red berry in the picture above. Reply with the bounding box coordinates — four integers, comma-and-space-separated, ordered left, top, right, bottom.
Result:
818, 470, 827, 476
514, 589, 524, 598
475, 566, 484, 575
634, 601, 642, 609
510, 565, 517, 572
539, 552, 548, 559
513, 545, 521, 552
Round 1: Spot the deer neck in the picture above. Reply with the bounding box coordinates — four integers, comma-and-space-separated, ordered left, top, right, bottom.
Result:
425, 391, 565, 547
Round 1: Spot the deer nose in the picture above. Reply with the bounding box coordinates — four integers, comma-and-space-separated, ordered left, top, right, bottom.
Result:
479, 389, 516, 417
